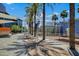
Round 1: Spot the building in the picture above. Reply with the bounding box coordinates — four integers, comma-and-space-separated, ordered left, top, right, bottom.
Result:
0, 3, 22, 28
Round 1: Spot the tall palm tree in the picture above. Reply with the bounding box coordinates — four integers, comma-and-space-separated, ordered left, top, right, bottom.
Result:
52, 14, 58, 24
30, 8, 34, 35
26, 3, 53, 42
69, 3, 75, 49
38, 3, 45, 43
42, 3, 45, 40
39, 3, 55, 42
25, 7, 34, 35
25, 3, 42, 36
32, 3, 39, 37
60, 10, 68, 21
52, 14, 58, 35
60, 10, 68, 36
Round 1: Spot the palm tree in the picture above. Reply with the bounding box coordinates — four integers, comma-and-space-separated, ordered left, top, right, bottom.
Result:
42, 3, 45, 40
60, 10, 68, 21
52, 14, 58, 26
26, 3, 53, 42
26, 3, 40, 36
60, 10, 68, 36
37, 3, 45, 43
69, 3, 75, 49
32, 3, 39, 37
25, 7, 34, 35
38, 3, 55, 42
23, 4, 71, 56
52, 14, 58, 35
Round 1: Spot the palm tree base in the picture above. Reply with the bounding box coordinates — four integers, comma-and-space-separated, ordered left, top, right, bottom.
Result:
68, 48, 79, 56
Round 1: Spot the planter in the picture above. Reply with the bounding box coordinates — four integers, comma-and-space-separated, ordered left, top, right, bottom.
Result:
0, 27, 11, 36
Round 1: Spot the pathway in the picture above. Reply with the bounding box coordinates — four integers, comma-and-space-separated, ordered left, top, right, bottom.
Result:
0, 33, 25, 56
0, 33, 71, 56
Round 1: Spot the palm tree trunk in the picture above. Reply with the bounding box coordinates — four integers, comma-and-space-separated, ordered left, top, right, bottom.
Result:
69, 3, 75, 49
43, 3, 45, 40
31, 21, 33, 35
34, 13, 37, 37
38, 3, 45, 43
54, 21, 56, 36
63, 18, 65, 36
29, 23, 31, 34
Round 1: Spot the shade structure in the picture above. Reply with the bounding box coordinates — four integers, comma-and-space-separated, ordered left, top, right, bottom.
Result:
0, 13, 17, 20
0, 20, 15, 24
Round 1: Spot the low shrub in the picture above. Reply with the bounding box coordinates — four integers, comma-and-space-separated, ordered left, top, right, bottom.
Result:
11, 25, 21, 33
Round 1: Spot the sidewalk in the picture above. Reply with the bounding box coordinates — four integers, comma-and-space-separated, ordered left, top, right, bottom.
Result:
0, 33, 25, 56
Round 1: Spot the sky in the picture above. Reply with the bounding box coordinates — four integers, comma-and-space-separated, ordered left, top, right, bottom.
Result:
3, 3, 28, 27
3, 3, 79, 26
3, 3, 26, 18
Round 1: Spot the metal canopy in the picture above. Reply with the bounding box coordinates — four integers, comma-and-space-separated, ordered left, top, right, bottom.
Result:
0, 20, 15, 24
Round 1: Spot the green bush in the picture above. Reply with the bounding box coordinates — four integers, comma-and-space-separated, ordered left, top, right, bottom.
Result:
22, 27, 27, 32
11, 25, 28, 33
11, 25, 21, 33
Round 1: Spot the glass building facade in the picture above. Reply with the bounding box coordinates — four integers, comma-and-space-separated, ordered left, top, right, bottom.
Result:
0, 3, 22, 28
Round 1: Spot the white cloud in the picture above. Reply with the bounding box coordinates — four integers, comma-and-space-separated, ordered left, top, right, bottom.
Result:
35, 12, 60, 24
67, 10, 69, 13
40, 12, 43, 17
6, 3, 13, 5
46, 14, 52, 18
53, 12, 59, 15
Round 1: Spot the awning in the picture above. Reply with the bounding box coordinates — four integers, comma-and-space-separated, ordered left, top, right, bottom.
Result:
0, 20, 15, 24
0, 13, 17, 20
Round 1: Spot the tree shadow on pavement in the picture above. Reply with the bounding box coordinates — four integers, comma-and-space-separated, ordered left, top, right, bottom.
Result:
0, 41, 29, 56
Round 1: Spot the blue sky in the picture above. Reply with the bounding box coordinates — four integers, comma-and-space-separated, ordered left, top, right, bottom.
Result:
4, 3, 26, 18
3, 3, 79, 25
